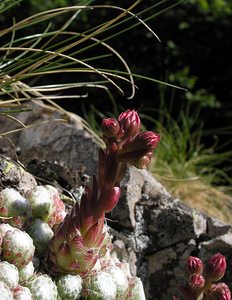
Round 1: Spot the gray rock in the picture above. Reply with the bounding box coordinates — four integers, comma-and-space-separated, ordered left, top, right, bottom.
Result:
144, 240, 196, 300
0, 156, 37, 195
111, 167, 146, 230
199, 231, 232, 254
206, 216, 232, 238
110, 166, 232, 299
0, 101, 99, 189
2, 104, 232, 299
110, 167, 210, 299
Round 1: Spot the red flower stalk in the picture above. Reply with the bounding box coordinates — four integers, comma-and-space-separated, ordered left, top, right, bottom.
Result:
205, 253, 227, 282
50, 109, 160, 277
206, 283, 231, 300
98, 110, 160, 214
186, 256, 204, 276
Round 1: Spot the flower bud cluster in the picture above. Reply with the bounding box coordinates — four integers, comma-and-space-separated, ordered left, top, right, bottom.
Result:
174, 253, 231, 300
101, 109, 160, 171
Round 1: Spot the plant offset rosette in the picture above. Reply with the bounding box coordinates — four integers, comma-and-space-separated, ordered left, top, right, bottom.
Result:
49, 177, 108, 276
49, 110, 160, 277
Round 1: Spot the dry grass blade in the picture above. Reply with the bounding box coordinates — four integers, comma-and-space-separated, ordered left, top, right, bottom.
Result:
78, 33, 137, 99
0, 47, 124, 95
0, 113, 26, 128
0, 1, 152, 108
1, 1, 143, 80
93, 4, 161, 43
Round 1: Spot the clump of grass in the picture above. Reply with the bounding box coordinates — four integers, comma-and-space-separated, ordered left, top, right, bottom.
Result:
173, 180, 232, 222
0, 0, 156, 138
142, 101, 232, 223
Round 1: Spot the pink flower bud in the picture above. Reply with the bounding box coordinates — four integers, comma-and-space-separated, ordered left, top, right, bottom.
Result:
205, 253, 227, 282
206, 283, 231, 300
118, 109, 141, 138
186, 256, 204, 275
101, 118, 120, 138
188, 273, 205, 289
120, 131, 160, 154
118, 131, 160, 168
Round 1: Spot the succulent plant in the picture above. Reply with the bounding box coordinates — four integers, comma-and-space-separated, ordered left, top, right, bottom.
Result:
57, 274, 83, 300
0, 223, 14, 253
0, 110, 160, 300
0, 261, 19, 289
49, 110, 160, 279
49, 177, 112, 276
18, 261, 34, 283
0, 281, 14, 300
45, 185, 66, 227
28, 218, 54, 255
123, 277, 146, 300
84, 271, 117, 300
2, 227, 35, 268
26, 274, 58, 300
0, 188, 31, 228
27, 186, 54, 222
105, 265, 129, 299
13, 285, 33, 300
0, 222, 14, 236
